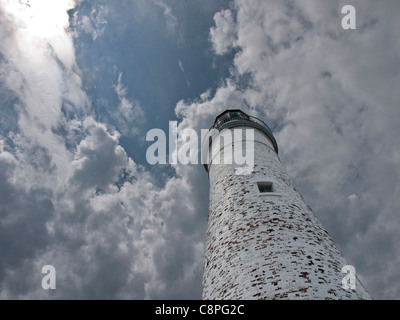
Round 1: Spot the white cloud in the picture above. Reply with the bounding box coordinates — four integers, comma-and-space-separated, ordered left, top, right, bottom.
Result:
154, 0, 178, 34
209, 9, 237, 55
113, 72, 145, 136
69, 117, 128, 191
0, 0, 204, 299
178, 60, 185, 73
0, 0, 90, 187
178, 60, 190, 87
78, 5, 108, 40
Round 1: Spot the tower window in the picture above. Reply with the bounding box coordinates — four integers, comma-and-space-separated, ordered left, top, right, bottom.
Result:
257, 182, 274, 193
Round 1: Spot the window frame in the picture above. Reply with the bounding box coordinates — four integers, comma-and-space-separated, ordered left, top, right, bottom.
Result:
256, 181, 281, 197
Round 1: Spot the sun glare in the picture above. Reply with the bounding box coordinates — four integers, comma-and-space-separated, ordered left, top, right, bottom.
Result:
3, 0, 75, 39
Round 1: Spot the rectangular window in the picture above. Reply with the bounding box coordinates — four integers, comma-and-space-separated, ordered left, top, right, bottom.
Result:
257, 182, 274, 193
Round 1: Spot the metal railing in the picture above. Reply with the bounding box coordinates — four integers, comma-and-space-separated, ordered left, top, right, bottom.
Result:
208, 111, 279, 155
211, 113, 272, 133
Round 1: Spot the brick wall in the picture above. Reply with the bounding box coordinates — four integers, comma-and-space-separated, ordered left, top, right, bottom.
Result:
202, 127, 371, 300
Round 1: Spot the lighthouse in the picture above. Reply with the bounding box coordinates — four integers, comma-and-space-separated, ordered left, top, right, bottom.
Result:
201, 109, 371, 300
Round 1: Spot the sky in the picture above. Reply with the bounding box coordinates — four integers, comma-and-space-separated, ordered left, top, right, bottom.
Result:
0, 0, 399, 300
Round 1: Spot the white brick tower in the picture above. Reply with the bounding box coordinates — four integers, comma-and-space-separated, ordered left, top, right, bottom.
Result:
201, 109, 371, 300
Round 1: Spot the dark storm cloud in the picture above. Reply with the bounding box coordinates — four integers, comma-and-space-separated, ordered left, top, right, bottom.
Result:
0, 155, 54, 296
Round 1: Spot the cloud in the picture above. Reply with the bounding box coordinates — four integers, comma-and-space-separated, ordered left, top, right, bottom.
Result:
178, 60, 185, 73
0, 0, 205, 299
75, 5, 108, 40
69, 117, 129, 191
209, 9, 237, 55
178, 60, 191, 87
0, 141, 55, 298
113, 72, 145, 136
154, 0, 178, 34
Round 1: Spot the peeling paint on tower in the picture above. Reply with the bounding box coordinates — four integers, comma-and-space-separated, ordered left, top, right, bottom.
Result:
201, 110, 371, 300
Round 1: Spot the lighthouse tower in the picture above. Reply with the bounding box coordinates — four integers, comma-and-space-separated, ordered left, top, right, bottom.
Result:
201, 109, 371, 300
